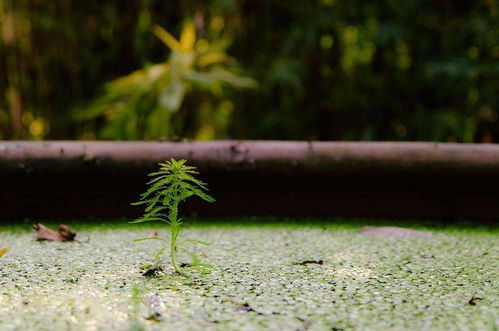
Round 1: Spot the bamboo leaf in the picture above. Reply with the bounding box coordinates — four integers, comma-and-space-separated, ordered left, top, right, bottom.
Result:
152, 25, 182, 52
197, 52, 234, 67
180, 21, 196, 52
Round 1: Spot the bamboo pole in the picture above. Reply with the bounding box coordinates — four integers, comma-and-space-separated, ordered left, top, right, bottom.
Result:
2, 140, 499, 176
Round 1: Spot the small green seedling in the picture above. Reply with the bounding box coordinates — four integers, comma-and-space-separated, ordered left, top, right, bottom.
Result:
131, 159, 214, 275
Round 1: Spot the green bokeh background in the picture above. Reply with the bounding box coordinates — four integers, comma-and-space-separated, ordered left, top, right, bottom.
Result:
1, 0, 498, 141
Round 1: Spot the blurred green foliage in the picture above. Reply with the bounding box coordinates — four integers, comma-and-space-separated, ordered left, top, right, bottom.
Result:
0, 0, 498, 141
76, 21, 255, 139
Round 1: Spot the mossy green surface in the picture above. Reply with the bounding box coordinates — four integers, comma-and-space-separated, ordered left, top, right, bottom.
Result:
0, 221, 497, 330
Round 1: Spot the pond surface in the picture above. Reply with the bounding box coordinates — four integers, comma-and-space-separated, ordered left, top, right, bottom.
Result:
0, 222, 497, 330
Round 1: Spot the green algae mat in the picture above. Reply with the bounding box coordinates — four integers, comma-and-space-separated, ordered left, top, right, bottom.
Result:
0, 221, 497, 330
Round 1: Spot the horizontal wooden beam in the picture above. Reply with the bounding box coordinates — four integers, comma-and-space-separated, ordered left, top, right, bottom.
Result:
1, 141, 498, 222
2, 140, 499, 175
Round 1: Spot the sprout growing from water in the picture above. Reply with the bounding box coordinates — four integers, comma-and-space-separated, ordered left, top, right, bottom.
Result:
132, 159, 214, 275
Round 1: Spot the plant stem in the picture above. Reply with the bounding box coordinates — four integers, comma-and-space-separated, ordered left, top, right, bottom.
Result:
170, 199, 181, 274
170, 224, 180, 273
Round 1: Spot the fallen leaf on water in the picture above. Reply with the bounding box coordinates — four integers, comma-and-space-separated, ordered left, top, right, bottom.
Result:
142, 262, 164, 277
33, 223, 80, 242
0, 248, 7, 257
294, 260, 324, 265
145, 312, 162, 322
236, 303, 265, 315
359, 226, 431, 238
468, 296, 483, 305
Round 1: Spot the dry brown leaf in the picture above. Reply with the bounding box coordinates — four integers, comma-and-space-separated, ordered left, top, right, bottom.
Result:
359, 226, 431, 238
468, 296, 483, 305
33, 223, 78, 242
236, 303, 264, 315
294, 260, 324, 265
142, 261, 163, 277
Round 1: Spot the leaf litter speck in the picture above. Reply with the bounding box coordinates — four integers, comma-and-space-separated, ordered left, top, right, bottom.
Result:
0, 226, 497, 330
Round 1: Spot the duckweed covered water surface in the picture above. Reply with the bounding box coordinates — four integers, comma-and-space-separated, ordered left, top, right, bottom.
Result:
0, 225, 497, 330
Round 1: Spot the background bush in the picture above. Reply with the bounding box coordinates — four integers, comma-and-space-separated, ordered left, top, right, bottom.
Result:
0, 0, 498, 141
